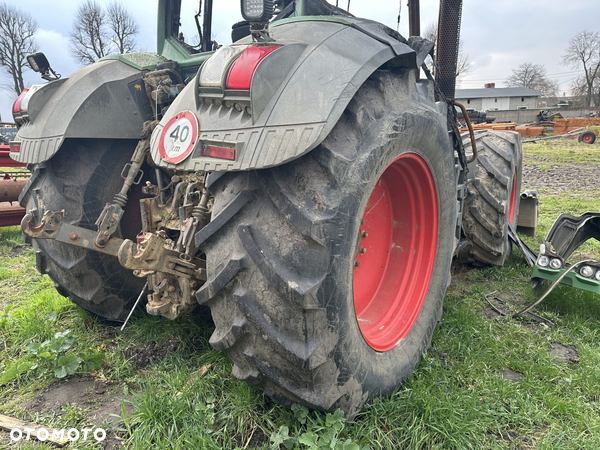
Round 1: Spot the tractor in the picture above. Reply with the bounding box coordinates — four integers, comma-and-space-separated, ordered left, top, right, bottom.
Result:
10, 0, 522, 417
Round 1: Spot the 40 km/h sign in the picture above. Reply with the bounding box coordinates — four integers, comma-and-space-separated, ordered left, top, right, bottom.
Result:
158, 111, 199, 164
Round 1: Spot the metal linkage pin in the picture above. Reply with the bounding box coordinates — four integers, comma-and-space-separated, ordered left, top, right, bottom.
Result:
120, 282, 148, 331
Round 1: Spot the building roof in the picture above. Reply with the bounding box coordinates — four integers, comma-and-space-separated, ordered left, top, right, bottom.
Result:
455, 87, 541, 99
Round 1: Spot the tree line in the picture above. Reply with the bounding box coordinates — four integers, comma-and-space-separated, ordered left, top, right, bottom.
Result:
506, 31, 600, 107
0, 0, 139, 97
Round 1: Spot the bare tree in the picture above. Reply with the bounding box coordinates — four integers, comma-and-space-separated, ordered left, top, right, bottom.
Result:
0, 3, 38, 96
424, 22, 473, 79
562, 30, 600, 107
570, 74, 600, 108
70, 0, 110, 65
107, 2, 138, 54
70, 0, 139, 66
506, 63, 559, 97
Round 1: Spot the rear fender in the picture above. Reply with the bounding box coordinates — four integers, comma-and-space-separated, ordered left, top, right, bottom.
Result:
11, 60, 145, 164
150, 19, 429, 172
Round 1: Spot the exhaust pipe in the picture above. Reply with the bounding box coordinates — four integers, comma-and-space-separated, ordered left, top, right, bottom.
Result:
435, 0, 463, 100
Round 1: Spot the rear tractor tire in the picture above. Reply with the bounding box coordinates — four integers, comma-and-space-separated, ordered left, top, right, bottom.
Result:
197, 71, 458, 417
21, 140, 146, 321
459, 130, 523, 266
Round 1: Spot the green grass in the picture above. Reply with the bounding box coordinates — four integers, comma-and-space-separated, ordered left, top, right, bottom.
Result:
523, 138, 600, 166
2, 139, 600, 449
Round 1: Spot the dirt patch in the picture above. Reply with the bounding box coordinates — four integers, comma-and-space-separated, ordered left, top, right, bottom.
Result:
8, 243, 30, 256
494, 429, 539, 448
500, 368, 524, 382
482, 307, 502, 320
233, 428, 269, 449
522, 164, 600, 194
428, 348, 452, 367
124, 338, 180, 369
549, 343, 580, 363
20, 375, 134, 449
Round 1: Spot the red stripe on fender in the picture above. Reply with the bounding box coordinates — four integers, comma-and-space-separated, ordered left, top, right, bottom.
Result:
226, 45, 281, 90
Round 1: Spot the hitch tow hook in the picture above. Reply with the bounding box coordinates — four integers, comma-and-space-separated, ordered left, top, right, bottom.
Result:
21, 210, 124, 257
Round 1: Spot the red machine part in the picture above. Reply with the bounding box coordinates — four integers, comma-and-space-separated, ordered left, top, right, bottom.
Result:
0, 144, 27, 227
0, 146, 26, 168
352, 153, 439, 352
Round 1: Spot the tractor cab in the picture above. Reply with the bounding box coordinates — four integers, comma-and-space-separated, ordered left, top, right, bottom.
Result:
156, 0, 347, 69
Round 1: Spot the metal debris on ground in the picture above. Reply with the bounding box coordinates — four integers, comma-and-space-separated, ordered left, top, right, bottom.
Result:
508, 223, 537, 267
484, 291, 555, 327
522, 127, 584, 143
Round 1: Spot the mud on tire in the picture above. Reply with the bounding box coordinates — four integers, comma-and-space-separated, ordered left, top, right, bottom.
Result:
459, 130, 523, 266
196, 71, 458, 417
21, 140, 146, 321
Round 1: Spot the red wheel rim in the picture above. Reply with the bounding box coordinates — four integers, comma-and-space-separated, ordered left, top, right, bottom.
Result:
583, 133, 593, 143
352, 153, 439, 352
508, 170, 518, 225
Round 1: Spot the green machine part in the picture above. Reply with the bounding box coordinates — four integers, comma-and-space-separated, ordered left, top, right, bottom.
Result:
533, 265, 600, 296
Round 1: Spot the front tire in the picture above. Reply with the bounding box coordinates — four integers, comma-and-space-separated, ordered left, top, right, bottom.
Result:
197, 71, 457, 417
459, 130, 523, 266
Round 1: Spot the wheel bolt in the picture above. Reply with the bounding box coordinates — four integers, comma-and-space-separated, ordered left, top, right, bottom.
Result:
360, 247, 366, 254
354, 261, 360, 267
361, 231, 368, 238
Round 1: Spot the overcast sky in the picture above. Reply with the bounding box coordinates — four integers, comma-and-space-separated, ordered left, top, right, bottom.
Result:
2, 0, 597, 121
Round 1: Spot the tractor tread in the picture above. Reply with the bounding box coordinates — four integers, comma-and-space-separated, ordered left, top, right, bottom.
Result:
459, 130, 522, 266
198, 70, 457, 418
24, 140, 145, 321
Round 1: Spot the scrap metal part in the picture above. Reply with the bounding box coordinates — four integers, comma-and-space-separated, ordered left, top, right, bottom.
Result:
0, 144, 27, 227
533, 213, 600, 296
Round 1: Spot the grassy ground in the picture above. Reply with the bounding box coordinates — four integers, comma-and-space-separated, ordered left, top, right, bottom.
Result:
1, 138, 600, 449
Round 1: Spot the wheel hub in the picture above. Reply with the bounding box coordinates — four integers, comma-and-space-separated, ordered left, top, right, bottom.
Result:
352, 153, 439, 352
